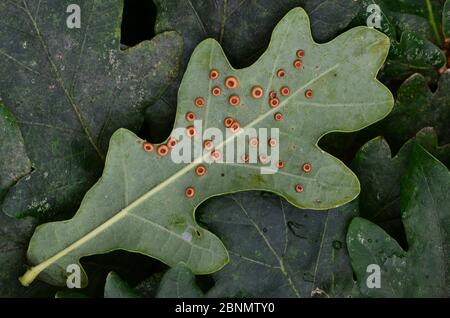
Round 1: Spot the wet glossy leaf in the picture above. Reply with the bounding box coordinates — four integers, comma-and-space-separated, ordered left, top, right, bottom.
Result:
351, 128, 450, 242
348, 144, 450, 297
353, 0, 447, 83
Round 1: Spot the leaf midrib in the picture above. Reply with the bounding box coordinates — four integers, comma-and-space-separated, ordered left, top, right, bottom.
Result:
22, 29, 391, 284
21, 61, 345, 284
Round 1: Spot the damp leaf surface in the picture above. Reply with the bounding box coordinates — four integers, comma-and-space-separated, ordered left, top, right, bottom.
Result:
353, 0, 447, 83
198, 192, 359, 298
21, 8, 393, 287
0, 102, 54, 297
351, 128, 450, 241
0, 0, 182, 219
0, 101, 31, 200
348, 144, 450, 297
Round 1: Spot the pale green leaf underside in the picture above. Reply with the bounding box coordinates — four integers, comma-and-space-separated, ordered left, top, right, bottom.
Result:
21, 8, 393, 287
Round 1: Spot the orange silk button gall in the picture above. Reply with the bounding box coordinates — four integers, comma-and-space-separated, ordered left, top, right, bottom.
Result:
224, 117, 234, 128
211, 150, 222, 161
229, 95, 240, 106
277, 69, 286, 78
269, 91, 277, 99
302, 163, 312, 173
230, 121, 241, 133
293, 59, 303, 69
249, 138, 259, 148
167, 138, 177, 149
185, 112, 196, 122
305, 89, 314, 99
195, 97, 205, 108
157, 145, 169, 157
296, 49, 305, 58
251, 86, 264, 99
274, 112, 283, 121
212, 86, 222, 96
269, 98, 280, 108
225, 76, 239, 89
195, 165, 206, 176
280, 86, 290, 96
185, 187, 196, 198
186, 126, 196, 137
203, 140, 214, 150
268, 138, 277, 147
210, 69, 219, 80
143, 142, 154, 153
295, 184, 304, 193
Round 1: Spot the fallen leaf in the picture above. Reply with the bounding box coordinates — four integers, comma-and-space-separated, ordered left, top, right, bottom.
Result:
20, 8, 393, 287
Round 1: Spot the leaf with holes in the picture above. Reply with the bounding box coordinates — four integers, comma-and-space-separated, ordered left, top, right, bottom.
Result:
0, 0, 182, 219
348, 144, 450, 297
20, 8, 393, 287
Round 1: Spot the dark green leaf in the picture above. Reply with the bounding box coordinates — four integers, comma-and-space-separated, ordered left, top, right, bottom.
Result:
352, 0, 447, 83
55, 290, 88, 298
0, 101, 31, 200
0, 0, 182, 219
104, 272, 139, 298
444, 0, 450, 37
198, 192, 359, 298
378, 72, 450, 149
348, 144, 450, 297
0, 212, 55, 297
0, 101, 54, 297
351, 128, 450, 243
